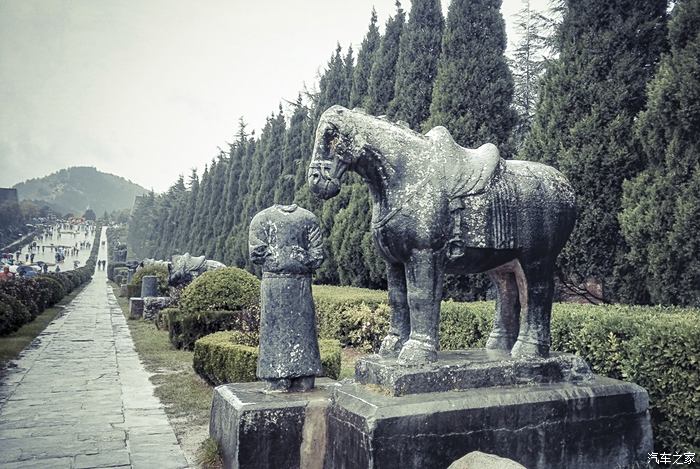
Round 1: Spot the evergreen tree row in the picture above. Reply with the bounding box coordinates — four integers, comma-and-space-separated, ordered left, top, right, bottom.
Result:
129, 0, 699, 306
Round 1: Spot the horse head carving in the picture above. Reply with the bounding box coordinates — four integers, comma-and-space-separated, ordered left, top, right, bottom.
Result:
308, 105, 576, 364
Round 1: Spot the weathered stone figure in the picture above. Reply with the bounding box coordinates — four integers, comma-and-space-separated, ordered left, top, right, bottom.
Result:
249, 204, 324, 392
308, 105, 576, 364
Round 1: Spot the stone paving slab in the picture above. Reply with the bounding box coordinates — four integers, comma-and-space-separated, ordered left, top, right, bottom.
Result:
0, 227, 189, 468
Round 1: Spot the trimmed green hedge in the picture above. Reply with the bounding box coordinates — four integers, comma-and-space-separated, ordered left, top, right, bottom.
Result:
311, 285, 700, 452
166, 308, 259, 351
193, 331, 341, 385
179, 267, 260, 313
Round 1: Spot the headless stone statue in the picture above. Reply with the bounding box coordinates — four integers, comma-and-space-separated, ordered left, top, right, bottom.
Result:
249, 204, 324, 392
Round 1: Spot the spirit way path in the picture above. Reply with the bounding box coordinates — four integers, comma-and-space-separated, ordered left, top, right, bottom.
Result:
0, 227, 188, 468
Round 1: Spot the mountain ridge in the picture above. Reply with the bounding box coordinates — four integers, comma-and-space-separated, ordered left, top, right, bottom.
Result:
13, 166, 148, 216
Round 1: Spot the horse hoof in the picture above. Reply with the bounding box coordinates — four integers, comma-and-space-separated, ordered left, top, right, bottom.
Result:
485, 333, 516, 351
397, 339, 437, 365
379, 333, 404, 357
511, 339, 549, 358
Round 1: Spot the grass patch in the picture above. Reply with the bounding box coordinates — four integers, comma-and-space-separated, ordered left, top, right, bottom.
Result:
0, 284, 87, 365
340, 347, 367, 380
196, 437, 222, 469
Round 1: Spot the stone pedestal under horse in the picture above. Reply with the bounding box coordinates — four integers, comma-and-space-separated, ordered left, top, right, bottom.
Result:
307, 105, 576, 364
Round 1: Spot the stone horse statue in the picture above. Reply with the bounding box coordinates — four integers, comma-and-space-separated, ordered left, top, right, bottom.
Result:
307, 105, 576, 364
169, 252, 225, 286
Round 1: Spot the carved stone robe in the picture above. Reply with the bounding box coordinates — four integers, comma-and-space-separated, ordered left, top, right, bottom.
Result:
248, 204, 324, 379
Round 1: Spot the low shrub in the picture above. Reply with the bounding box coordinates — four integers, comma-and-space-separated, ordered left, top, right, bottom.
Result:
311, 285, 700, 453
0, 292, 31, 335
35, 275, 67, 306
179, 267, 260, 314
130, 265, 169, 295
0, 279, 40, 318
314, 285, 389, 351
167, 307, 260, 351
193, 331, 341, 385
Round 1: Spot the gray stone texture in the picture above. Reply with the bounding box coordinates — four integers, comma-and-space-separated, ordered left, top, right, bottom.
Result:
143, 296, 172, 321
355, 349, 593, 396
129, 297, 144, 320
448, 451, 526, 469
209, 379, 339, 469
249, 204, 324, 387
308, 106, 576, 363
0, 227, 187, 468
140, 275, 158, 298
325, 377, 652, 469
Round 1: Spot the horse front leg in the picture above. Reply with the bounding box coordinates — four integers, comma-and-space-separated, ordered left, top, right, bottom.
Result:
398, 249, 445, 365
379, 262, 410, 357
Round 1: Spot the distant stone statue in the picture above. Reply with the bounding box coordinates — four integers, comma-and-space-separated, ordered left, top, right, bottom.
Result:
168, 253, 225, 286
249, 204, 324, 392
307, 105, 576, 364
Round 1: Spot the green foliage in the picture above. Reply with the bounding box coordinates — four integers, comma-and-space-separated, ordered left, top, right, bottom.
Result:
389, 0, 444, 130
193, 331, 341, 385
620, 0, 700, 306
314, 285, 390, 351
365, 1, 405, 115
34, 275, 66, 306
350, 9, 381, 109
520, 0, 668, 302
130, 265, 169, 296
425, 0, 517, 156
313, 284, 700, 452
0, 292, 31, 335
166, 307, 260, 351
178, 267, 260, 314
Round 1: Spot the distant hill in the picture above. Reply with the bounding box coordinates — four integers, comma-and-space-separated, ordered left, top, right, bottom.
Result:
13, 167, 148, 216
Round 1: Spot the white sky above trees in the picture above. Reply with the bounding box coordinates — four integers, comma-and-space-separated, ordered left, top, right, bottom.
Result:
0, 0, 549, 193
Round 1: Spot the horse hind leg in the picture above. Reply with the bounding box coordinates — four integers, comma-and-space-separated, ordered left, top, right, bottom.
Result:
485, 267, 520, 352
511, 260, 555, 358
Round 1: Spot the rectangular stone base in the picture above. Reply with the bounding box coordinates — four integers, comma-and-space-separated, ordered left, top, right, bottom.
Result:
356, 349, 593, 396
326, 376, 652, 469
128, 297, 144, 319
210, 379, 340, 469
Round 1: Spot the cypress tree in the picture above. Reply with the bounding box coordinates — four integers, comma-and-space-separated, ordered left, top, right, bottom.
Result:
389, 0, 444, 130
620, 0, 700, 306
350, 9, 381, 109
510, 0, 550, 151
256, 106, 286, 210
520, 0, 668, 301
276, 96, 308, 204
425, 0, 516, 153
366, 1, 405, 115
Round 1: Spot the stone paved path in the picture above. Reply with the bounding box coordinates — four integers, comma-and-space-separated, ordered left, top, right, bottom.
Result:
0, 227, 188, 468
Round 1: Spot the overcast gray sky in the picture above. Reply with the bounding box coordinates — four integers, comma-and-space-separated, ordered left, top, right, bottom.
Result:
0, 0, 549, 193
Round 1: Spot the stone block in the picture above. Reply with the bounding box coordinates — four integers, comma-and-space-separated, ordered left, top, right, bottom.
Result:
143, 297, 172, 321
355, 349, 592, 396
119, 284, 128, 298
129, 298, 144, 320
448, 451, 526, 469
325, 376, 652, 469
141, 275, 158, 298
210, 378, 340, 469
